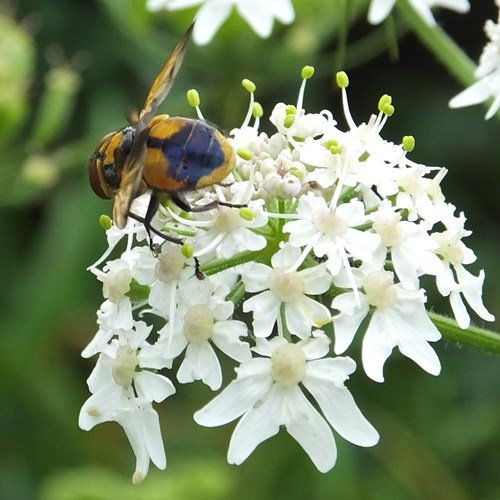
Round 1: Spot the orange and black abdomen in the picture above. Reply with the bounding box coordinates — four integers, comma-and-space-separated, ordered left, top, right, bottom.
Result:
143, 115, 234, 192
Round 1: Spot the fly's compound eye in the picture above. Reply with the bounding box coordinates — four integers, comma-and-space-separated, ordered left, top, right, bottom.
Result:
88, 132, 122, 199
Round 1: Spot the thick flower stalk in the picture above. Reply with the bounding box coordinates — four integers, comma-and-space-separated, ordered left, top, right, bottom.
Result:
82, 68, 495, 482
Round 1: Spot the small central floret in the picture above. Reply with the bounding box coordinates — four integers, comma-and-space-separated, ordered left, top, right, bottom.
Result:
183, 304, 214, 343
112, 345, 139, 388
271, 343, 307, 387
312, 208, 348, 237
268, 267, 305, 302
363, 271, 397, 309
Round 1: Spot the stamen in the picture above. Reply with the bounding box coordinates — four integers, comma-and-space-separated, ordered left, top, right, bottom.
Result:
296, 65, 314, 113
337, 71, 357, 131
187, 89, 205, 121
241, 79, 256, 128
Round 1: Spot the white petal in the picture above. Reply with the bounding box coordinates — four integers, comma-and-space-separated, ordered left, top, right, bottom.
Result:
140, 406, 167, 470
78, 385, 121, 430
271, 0, 295, 23
282, 386, 337, 472
449, 79, 492, 109
367, 0, 397, 24
134, 371, 175, 403
331, 293, 369, 354
227, 384, 283, 465
212, 320, 252, 362
304, 362, 379, 447
242, 263, 272, 292
177, 342, 222, 390
455, 266, 495, 323
300, 264, 332, 295
194, 368, 273, 426
286, 297, 332, 338
237, 2, 274, 38
449, 290, 471, 329
193, 1, 232, 45
243, 290, 281, 337
299, 334, 331, 360
361, 312, 396, 382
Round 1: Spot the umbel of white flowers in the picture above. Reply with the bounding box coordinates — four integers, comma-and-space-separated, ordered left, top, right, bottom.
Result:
80, 67, 494, 484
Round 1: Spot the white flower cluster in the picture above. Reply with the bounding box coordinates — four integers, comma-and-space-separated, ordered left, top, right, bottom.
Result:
147, 0, 295, 45
368, 0, 469, 26
81, 69, 494, 483
449, 0, 500, 119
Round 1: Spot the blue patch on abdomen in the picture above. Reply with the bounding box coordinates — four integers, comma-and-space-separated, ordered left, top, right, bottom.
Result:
148, 120, 225, 189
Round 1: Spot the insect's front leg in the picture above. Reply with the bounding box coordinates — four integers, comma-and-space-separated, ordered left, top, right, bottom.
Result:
127, 191, 184, 251
170, 191, 246, 212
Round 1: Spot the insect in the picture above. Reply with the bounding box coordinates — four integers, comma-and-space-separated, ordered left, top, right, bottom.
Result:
88, 23, 235, 245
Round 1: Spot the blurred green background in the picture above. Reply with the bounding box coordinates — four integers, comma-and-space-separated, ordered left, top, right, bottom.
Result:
0, 0, 498, 499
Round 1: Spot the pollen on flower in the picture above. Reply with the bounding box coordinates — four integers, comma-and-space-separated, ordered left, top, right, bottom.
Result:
283, 114, 295, 128
301, 65, 315, 79
270, 343, 306, 387
242, 78, 256, 93
237, 147, 253, 160
187, 88, 200, 107
181, 243, 195, 259
402, 135, 415, 152
183, 304, 214, 343
253, 102, 264, 118
239, 207, 255, 221
336, 71, 349, 88
378, 95, 394, 116
99, 214, 112, 230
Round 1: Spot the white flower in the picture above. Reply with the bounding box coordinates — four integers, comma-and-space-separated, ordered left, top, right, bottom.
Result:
431, 208, 495, 328
194, 334, 379, 472
182, 187, 268, 259
332, 270, 441, 382
158, 276, 252, 390
370, 201, 442, 289
283, 193, 381, 299
449, 4, 500, 119
84, 65, 496, 477
242, 244, 332, 338
79, 322, 175, 483
147, 0, 295, 45
368, 0, 470, 26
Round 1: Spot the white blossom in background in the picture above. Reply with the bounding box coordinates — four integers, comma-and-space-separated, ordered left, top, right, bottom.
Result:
368, 0, 470, 26
82, 66, 494, 482
146, 0, 295, 45
449, 1, 500, 119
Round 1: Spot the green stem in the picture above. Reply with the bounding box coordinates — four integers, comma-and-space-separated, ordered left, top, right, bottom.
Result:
201, 249, 264, 276
396, 0, 476, 87
430, 312, 500, 355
